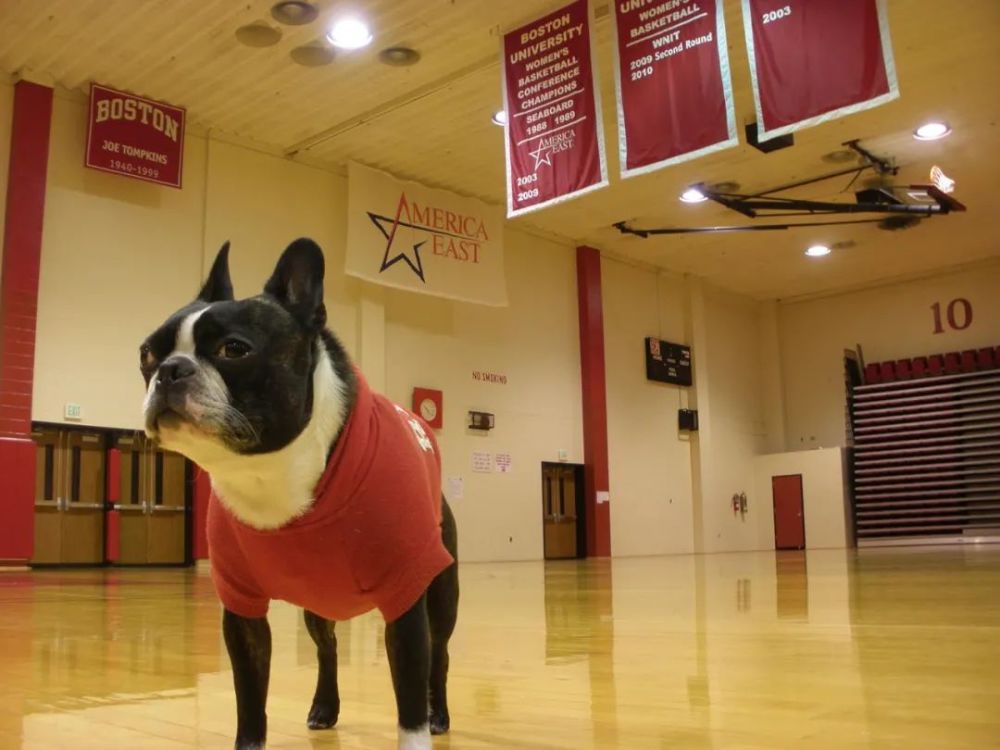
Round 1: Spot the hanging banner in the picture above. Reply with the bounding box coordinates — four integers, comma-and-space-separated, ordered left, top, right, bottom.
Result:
501, 0, 608, 218
345, 162, 507, 307
742, 0, 899, 141
612, 0, 737, 177
85, 83, 186, 188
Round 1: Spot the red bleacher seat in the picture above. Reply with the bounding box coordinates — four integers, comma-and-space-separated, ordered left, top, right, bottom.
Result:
879, 362, 896, 382
980, 348, 997, 370
864, 363, 881, 383
911, 357, 929, 377
928, 355, 944, 376
944, 352, 961, 374
895, 359, 913, 379
960, 350, 977, 372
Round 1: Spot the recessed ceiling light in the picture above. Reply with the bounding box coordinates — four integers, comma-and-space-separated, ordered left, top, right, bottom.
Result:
913, 121, 951, 141
679, 187, 707, 203
291, 42, 335, 67
235, 22, 282, 47
805, 244, 831, 257
270, 1, 318, 26
492, 110, 507, 126
379, 46, 420, 66
326, 17, 373, 49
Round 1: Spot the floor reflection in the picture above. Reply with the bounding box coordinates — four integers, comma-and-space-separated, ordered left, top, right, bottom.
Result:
1, 547, 998, 748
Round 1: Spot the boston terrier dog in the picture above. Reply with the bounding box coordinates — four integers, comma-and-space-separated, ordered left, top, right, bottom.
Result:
140, 238, 458, 750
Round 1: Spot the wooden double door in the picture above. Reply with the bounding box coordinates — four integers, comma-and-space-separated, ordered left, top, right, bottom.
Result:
115, 435, 189, 565
542, 463, 585, 560
32, 429, 106, 564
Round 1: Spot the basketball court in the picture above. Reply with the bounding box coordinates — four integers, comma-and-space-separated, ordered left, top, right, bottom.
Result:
0, 1, 998, 748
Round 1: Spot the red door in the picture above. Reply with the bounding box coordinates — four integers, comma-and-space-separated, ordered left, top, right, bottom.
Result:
772, 475, 805, 550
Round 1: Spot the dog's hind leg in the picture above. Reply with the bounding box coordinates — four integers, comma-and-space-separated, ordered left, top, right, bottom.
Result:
304, 610, 340, 730
427, 497, 459, 735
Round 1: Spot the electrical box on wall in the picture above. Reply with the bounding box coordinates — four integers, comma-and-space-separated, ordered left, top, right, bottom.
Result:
678, 409, 698, 431
645, 337, 692, 386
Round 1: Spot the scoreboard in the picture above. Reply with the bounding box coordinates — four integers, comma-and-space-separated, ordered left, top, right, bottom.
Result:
644, 337, 692, 387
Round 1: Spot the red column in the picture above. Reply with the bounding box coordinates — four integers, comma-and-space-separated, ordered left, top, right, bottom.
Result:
576, 246, 612, 557
0, 80, 54, 563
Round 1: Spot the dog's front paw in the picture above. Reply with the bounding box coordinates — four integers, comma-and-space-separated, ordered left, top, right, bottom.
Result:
398, 724, 431, 750
429, 708, 450, 735
307, 699, 340, 730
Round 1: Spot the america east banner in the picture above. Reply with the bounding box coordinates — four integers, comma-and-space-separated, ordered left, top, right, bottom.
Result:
612, 0, 737, 177
501, 0, 608, 218
742, 0, 899, 141
345, 163, 507, 307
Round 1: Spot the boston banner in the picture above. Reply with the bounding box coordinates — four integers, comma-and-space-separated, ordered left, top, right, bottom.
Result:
85, 83, 186, 188
345, 162, 507, 307
501, 0, 608, 217
612, 0, 737, 177
742, 0, 899, 141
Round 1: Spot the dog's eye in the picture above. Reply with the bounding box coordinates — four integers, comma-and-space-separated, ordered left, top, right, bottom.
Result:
218, 340, 252, 359
139, 344, 155, 369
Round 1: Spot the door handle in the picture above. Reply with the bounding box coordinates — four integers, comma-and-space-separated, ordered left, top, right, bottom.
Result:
151, 506, 186, 513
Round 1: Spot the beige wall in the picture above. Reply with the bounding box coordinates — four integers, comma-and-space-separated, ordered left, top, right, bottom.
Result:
691, 282, 770, 553
779, 261, 1000, 450
383, 230, 583, 562
603, 259, 694, 556
34, 91, 207, 427
753, 448, 849, 550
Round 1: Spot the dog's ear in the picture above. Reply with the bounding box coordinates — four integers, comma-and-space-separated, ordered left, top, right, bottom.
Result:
264, 238, 326, 331
198, 242, 234, 302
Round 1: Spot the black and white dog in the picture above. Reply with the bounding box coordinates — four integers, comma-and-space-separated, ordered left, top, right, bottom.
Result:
140, 239, 458, 750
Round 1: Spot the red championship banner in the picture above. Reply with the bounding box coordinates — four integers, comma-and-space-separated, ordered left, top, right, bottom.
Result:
612, 0, 737, 177
742, 0, 898, 141
502, 0, 607, 217
85, 83, 186, 188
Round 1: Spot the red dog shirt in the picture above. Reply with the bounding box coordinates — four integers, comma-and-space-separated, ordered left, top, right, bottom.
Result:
207, 370, 454, 623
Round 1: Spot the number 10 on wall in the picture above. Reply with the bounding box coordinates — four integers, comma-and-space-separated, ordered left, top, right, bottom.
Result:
931, 298, 973, 334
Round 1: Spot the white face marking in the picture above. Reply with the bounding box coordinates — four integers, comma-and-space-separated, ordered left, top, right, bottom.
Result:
175, 306, 210, 355
398, 725, 431, 750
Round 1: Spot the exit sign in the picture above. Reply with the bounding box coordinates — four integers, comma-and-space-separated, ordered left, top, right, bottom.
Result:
64, 403, 83, 421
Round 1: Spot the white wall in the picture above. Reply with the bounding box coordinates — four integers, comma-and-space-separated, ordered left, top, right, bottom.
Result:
779, 261, 1000, 451
602, 259, 694, 556
753, 448, 849, 550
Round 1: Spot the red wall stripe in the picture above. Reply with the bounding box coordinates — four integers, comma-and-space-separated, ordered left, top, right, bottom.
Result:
576, 246, 612, 557
0, 81, 54, 564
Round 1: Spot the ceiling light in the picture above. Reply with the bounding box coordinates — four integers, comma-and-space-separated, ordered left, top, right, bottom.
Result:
235, 22, 282, 47
805, 244, 831, 257
492, 110, 507, 126
326, 18, 373, 49
913, 121, 951, 141
679, 187, 708, 203
291, 42, 335, 67
270, 1, 318, 26
379, 46, 420, 66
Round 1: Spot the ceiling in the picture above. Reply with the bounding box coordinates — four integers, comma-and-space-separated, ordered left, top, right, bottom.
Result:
1, 0, 998, 300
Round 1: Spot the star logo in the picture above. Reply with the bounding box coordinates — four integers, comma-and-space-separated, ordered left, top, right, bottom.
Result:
368, 192, 426, 282
529, 140, 554, 170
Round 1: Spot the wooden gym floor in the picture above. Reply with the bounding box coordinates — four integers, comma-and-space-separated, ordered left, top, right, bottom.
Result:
1, 547, 998, 749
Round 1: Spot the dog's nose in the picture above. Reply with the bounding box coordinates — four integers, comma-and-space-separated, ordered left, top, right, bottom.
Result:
157, 357, 196, 388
